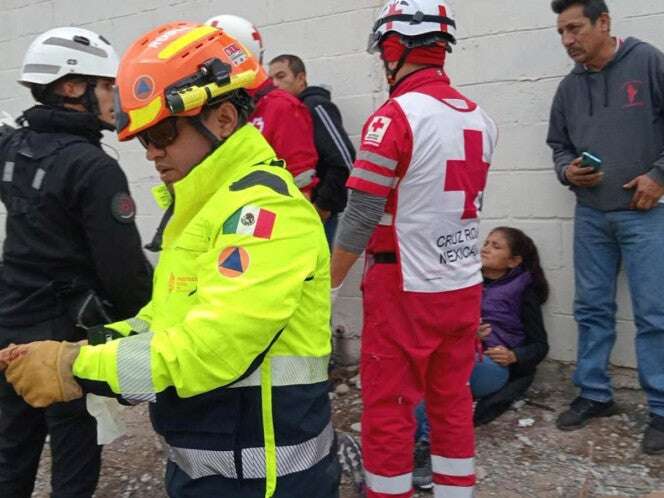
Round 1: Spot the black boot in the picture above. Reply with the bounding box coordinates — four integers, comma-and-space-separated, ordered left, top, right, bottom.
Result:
412, 440, 433, 490
556, 397, 618, 431
642, 415, 664, 455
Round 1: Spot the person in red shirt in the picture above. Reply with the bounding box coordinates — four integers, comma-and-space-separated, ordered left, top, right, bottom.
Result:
331, 2, 498, 497
206, 15, 319, 198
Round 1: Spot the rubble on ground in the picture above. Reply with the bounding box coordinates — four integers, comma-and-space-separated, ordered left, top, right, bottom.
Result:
31, 361, 664, 497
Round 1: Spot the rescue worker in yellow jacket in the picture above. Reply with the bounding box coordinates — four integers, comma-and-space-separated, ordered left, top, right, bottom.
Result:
0, 21, 339, 498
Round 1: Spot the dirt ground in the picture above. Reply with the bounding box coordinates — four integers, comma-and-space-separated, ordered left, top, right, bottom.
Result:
31, 360, 664, 498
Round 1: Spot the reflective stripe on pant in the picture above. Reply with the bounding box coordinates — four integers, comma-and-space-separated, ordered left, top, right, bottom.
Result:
167, 421, 334, 480
165, 447, 340, 498
360, 262, 478, 498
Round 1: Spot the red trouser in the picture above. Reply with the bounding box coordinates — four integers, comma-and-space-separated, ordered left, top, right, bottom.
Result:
360, 261, 480, 498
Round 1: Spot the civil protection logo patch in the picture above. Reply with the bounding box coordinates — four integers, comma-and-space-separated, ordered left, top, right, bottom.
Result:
133, 75, 155, 101
218, 246, 250, 278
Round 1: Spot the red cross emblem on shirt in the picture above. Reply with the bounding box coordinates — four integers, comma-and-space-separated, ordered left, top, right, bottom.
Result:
371, 118, 387, 133
444, 130, 490, 220
385, 3, 403, 30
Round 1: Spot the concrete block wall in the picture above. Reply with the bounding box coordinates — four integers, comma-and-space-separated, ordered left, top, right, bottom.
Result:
0, 0, 661, 368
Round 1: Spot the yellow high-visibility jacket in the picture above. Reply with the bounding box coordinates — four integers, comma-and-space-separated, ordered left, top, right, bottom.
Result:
72, 124, 332, 496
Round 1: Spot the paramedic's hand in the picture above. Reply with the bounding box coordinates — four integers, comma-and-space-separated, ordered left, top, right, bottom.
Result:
485, 346, 517, 367
623, 174, 664, 211
5, 341, 83, 408
564, 158, 603, 188
477, 322, 492, 340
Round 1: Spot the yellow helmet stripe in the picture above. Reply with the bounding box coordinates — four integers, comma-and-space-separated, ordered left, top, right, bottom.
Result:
158, 26, 218, 60
128, 96, 163, 133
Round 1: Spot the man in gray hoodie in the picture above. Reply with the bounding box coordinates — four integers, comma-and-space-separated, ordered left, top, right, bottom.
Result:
547, 0, 664, 455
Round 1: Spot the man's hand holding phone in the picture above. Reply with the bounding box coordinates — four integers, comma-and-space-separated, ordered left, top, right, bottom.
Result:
564, 153, 604, 188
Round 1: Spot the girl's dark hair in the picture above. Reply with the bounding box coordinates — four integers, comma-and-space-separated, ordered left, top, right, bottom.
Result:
491, 226, 550, 304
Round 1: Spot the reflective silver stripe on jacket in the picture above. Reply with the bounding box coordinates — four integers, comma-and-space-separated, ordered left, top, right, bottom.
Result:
350, 168, 395, 188
2, 162, 14, 182
168, 421, 334, 480
357, 150, 398, 171
365, 469, 412, 494
32, 168, 46, 190
293, 169, 315, 188
117, 332, 156, 403
229, 355, 329, 389
126, 317, 151, 334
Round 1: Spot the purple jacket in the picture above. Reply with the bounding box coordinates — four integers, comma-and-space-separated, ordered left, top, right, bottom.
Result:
482, 267, 533, 350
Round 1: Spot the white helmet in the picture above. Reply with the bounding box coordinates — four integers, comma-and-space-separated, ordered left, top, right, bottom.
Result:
19, 27, 119, 87
368, 0, 457, 53
205, 15, 265, 64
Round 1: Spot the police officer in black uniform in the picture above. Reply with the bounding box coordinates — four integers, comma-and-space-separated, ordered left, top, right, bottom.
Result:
0, 27, 152, 498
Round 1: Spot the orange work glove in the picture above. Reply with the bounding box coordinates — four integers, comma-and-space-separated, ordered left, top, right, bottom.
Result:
5, 340, 83, 408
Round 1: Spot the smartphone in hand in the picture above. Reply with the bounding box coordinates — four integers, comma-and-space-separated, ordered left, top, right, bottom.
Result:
581, 151, 602, 170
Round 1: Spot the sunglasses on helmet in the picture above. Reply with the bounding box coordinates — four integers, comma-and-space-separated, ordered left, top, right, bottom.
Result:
136, 117, 179, 150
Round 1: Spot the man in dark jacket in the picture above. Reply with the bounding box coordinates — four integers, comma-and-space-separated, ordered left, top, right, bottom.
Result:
548, 0, 664, 455
269, 54, 355, 245
0, 27, 152, 497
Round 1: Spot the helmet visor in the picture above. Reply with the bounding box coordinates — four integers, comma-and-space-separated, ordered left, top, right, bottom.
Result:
367, 30, 383, 54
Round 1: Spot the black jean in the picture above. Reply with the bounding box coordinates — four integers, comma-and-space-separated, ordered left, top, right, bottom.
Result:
0, 315, 101, 498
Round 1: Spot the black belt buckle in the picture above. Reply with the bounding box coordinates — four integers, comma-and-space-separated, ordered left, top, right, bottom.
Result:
372, 252, 397, 264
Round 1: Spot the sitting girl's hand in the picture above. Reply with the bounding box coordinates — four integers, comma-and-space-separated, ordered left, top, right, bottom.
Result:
477, 322, 492, 340
485, 346, 517, 367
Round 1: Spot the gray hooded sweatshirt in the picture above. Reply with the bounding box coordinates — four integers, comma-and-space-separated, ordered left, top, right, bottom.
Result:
547, 37, 664, 211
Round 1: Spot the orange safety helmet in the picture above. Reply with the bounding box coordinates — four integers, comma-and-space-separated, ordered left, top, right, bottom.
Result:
114, 21, 268, 141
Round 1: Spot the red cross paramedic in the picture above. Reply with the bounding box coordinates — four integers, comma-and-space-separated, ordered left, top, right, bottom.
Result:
330, 1, 498, 497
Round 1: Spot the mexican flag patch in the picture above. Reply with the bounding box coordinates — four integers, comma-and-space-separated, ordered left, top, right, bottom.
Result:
223, 205, 276, 239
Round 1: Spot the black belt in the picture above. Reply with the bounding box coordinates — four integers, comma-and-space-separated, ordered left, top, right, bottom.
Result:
372, 252, 397, 264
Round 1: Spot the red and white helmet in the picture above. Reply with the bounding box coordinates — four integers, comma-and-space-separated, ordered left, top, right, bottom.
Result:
368, 0, 457, 53
205, 15, 265, 64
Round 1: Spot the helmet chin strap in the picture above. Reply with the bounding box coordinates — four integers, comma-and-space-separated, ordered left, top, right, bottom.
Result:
383, 46, 413, 87
81, 79, 115, 131
188, 115, 223, 154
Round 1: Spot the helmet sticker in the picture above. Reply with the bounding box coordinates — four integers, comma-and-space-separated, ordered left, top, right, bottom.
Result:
133, 75, 155, 101
224, 44, 248, 66
111, 192, 137, 224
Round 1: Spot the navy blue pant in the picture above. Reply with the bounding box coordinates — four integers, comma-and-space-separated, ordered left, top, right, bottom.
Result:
166, 451, 340, 498
0, 316, 102, 498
